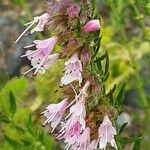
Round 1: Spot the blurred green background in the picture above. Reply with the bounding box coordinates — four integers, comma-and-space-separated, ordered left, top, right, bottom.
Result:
0, 0, 150, 149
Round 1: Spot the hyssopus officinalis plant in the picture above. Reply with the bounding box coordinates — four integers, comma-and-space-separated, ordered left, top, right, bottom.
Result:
15, 0, 141, 149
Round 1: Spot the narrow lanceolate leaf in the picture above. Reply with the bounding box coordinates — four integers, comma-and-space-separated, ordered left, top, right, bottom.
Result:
94, 51, 107, 62
119, 122, 128, 134
9, 91, 17, 116
105, 84, 116, 105
26, 114, 34, 135
117, 136, 142, 144
133, 133, 142, 150
0, 115, 11, 123
4, 134, 22, 147
0, 71, 9, 90
21, 139, 32, 146
104, 51, 109, 76
116, 82, 126, 106
102, 72, 109, 82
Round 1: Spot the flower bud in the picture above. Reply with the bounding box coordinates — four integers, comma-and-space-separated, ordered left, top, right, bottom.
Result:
82, 19, 100, 33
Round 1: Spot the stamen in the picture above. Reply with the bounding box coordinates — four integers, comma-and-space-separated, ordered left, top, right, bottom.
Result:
50, 126, 57, 133
15, 21, 35, 43
70, 83, 77, 96
65, 112, 72, 120
21, 47, 44, 59
65, 143, 70, 150
20, 49, 40, 58
33, 54, 48, 75
21, 65, 38, 75
65, 97, 77, 110
57, 130, 65, 139
47, 112, 58, 124
24, 20, 35, 26
40, 110, 48, 115
42, 116, 52, 126
24, 44, 35, 49
43, 111, 58, 127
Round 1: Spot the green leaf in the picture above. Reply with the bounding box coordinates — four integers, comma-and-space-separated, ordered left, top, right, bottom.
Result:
9, 91, 17, 116
14, 125, 25, 134
119, 122, 128, 134
116, 82, 126, 106
0, 71, 9, 90
104, 51, 109, 76
117, 136, 142, 144
27, 114, 33, 128
0, 78, 28, 117
95, 51, 107, 62
26, 114, 34, 135
4, 134, 22, 147
102, 72, 109, 82
105, 84, 116, 104
21, 139, 32, 146
0, 115, 11, 123
92, 35, 102, 58
133, 133, 142, 150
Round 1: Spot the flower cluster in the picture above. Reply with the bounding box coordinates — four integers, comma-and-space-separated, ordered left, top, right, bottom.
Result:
15, 0, 118, 149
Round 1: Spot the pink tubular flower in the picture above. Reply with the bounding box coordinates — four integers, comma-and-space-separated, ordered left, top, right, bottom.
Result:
69, 127, 91, 150
41, 99, 68, 132
57, 100, 86, 139
67, 4, 81, 18
15, 13, 50, 43
20, 37, 58, 75
61, 52, 83, 86
98, 115, 118, 150
82, 19, 100, 33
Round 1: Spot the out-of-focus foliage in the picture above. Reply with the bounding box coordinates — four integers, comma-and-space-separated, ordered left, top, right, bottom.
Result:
0, 77, 60, 150
0, 0, 150, 149
35, 60, 64, 102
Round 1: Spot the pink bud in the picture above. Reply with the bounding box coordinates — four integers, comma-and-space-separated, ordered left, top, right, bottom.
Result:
82, 19, 100, 33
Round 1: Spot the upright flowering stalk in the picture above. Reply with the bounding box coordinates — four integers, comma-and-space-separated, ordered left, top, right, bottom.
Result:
15, 0, 129, 149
